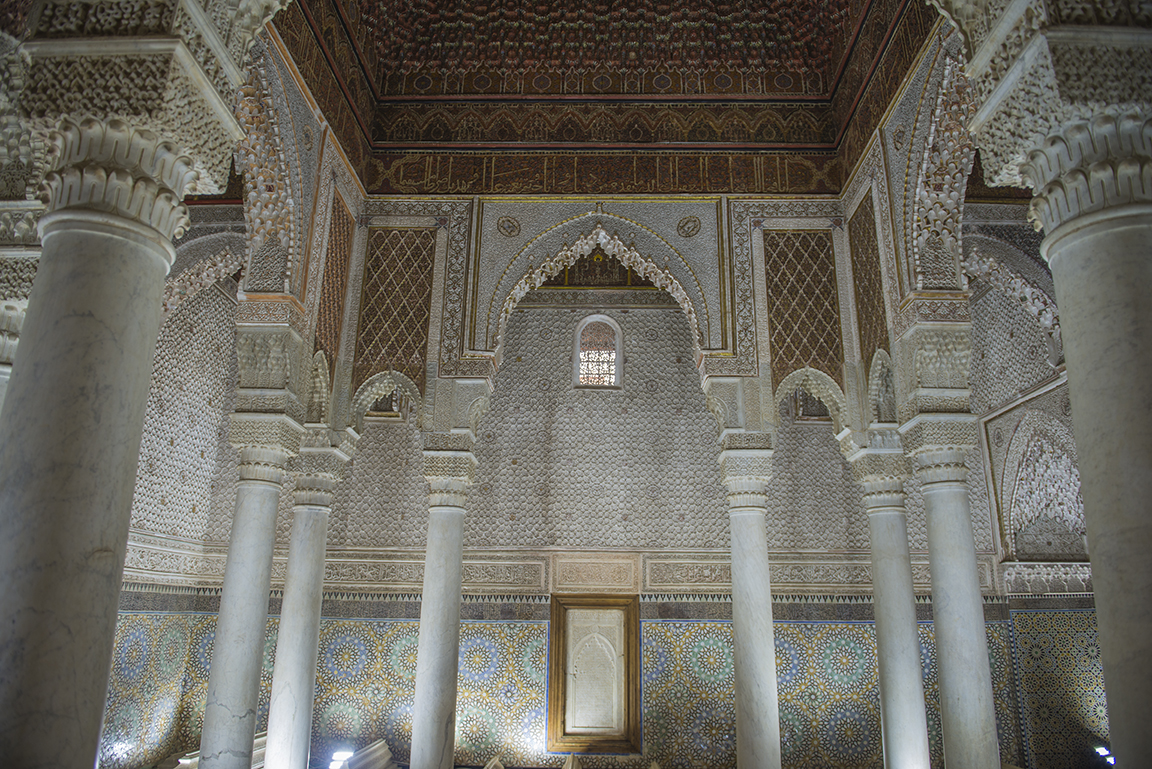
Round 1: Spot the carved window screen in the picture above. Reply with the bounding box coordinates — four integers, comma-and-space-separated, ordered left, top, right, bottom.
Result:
548, 594, 641, 754
579, 322, 617, 385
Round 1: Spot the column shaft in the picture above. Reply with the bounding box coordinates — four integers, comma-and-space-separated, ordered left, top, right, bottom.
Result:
920, 457, 998, 768
409, 505, 466, 769
265, 501, 329, 769
866, 494, 931, 769
0, 211, 171, 767
200, 454, 286, 769
1044, 206, 1152, 759
729, 507, 781, 769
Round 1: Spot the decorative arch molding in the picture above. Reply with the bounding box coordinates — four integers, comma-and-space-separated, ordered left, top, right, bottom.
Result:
773, 367, 850, 433
1002, 409, 1084, 544
164, 240, 246, 320
307, 351, 330, 424
867, 349, 898, 425
963, 234, 1062, 366
492, 223, 704, 367
349, 370, 423, 432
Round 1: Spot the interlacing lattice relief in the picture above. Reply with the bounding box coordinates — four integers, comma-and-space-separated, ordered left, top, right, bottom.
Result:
314, 193, 355, 383
763, 229, 844, 388
353, 227, 437, 393
848, 195, 889, 371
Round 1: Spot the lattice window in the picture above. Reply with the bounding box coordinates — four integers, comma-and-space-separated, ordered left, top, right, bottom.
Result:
314, 192, 354, 385
848, 194, 889, 371
762, 229, 844, 388
574, 316, 621, 387
352, 227, 437, 393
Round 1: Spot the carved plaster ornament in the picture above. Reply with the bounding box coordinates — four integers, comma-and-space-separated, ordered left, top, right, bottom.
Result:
163, 250, 245, 317
482, 753, 505, 769
963, 246, 1061, 365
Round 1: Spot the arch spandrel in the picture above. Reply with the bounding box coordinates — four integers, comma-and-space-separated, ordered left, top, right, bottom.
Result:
473, 210, 721, 358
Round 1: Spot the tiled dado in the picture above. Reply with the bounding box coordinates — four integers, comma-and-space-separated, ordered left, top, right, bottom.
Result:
100, 593, 1104, 769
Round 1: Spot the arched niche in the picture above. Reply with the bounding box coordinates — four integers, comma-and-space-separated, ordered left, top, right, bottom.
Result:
349, 370, 423, 433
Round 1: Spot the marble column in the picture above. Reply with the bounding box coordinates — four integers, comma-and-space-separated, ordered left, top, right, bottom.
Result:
1043, 204, 1152, 757
265, 432, 354, 769
410, 449, 476, 769
854, 456, 931, 769
200, 419, 300, 769
912, 443, 998, 768
0, 117, 194, 767
721, 447, 781, 769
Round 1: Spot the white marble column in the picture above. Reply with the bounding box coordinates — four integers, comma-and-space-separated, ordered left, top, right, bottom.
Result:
0, 117, 193, 767
1041, 193, 1152, 759
721, 446, 781, 769
913, 445, 997, 768
859, 471, 931, 769
410, 449, 475, 769
265, 432, 354, 769
200, 434, 295, 769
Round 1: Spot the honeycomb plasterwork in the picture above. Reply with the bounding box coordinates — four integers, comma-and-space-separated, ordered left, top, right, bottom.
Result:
969, 283, 1055, 413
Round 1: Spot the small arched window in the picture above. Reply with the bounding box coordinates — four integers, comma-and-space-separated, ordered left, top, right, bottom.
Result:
573, 315, 622, 388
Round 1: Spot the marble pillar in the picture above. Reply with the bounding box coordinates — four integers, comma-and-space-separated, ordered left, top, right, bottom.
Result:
265, 434, 353, 769
410, 450, 474, 769
200, 440, 293, 769
915, 446, 998, 768
860, 474, 931, 769
0, 117, 193, 767
721, 444, 781, 769
1041, 196, 1152, 759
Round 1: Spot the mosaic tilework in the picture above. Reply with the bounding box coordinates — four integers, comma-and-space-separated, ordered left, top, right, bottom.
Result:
101, 608, 1083, 769
1011, 610, 1109, 768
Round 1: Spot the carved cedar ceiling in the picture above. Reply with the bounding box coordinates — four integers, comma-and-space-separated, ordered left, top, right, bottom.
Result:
272, 0, 942, 194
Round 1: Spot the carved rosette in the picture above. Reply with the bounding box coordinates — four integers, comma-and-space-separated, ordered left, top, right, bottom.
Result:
423, 448, 477, 509
39, 116, 196, 243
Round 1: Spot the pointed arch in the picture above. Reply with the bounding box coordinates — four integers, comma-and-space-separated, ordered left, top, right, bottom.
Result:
1002, 409, 1084, 547
349, 370, 423, 432
773, 367, 849, 433
493, 224, 704, 367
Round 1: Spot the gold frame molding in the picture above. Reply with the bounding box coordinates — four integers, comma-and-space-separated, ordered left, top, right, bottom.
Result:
547, 594, 642, 754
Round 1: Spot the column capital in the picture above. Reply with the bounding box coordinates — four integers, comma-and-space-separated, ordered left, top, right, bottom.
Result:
939, 0, 1152, 231
898, 412, 978, 455
291, 425, 356, 506
423, 448, 477, 509
911, 447, 971, 485
230, 412, 305, 483
39, 117, 196, 244
718, 440, 773, 511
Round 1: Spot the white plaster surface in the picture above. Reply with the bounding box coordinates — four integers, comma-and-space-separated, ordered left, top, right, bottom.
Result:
0, 211, 170, 767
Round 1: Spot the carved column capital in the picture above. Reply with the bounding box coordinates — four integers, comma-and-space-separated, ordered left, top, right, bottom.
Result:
719, 441, 773, 512
423, 448, 477, 509
1023, 110, 1152, 233
899, 413, 977, 485
291, 425, 356, 506
38, 116, 196, 244
911, 447, 971, 486
230, 412, 305, 484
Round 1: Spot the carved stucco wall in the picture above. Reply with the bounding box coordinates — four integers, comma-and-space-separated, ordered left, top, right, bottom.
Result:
969, 282, 1055, 414
468, 302, 726, 549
